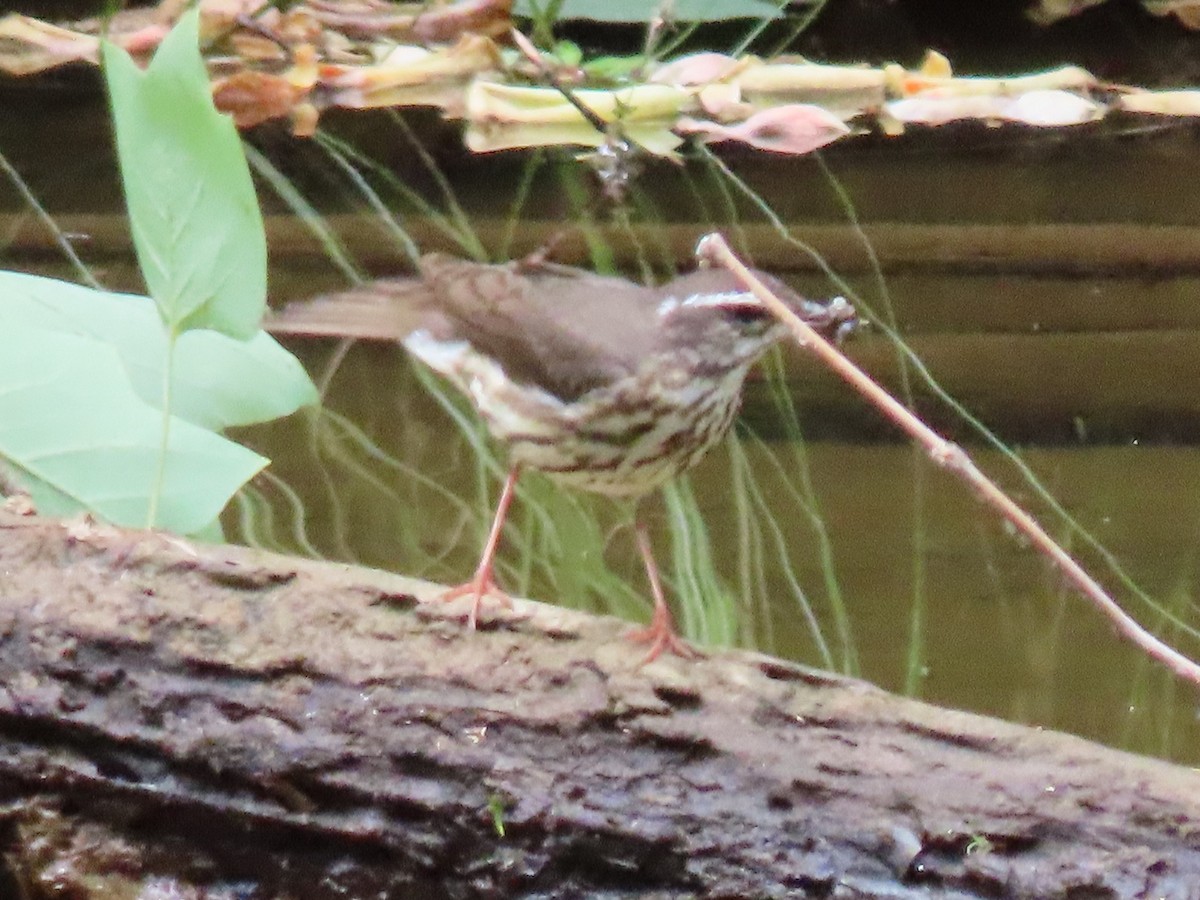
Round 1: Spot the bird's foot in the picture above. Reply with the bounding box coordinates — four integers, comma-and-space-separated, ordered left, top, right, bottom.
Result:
627, 607, 700, 663
437, 571, 514, 630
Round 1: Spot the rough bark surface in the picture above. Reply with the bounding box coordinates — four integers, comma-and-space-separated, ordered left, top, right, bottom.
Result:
0, 511, 1197, 899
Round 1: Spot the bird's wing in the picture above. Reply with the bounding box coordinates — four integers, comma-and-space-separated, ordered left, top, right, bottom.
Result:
415, 254, 659, 401
265, 279, 426, 341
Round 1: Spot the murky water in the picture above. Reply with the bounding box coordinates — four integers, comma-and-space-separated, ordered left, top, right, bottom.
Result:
4, 92, 1200, 766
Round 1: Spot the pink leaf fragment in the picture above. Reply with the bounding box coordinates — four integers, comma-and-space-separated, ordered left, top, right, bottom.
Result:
650, 52, 742, 86
677, 104, 850, 155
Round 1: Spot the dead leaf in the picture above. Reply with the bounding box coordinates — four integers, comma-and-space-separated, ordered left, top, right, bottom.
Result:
304, 0, 511, 42
650, 52, 744, 86
887, 89, 1104, 127
322, 34, 500, 110
677, 104, 850, 154
1117, 89, 1200, 116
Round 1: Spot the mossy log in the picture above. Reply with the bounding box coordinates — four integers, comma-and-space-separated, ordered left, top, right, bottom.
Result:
0, 511, 1197, 899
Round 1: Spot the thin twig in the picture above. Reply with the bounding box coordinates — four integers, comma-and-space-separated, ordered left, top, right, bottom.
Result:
695, 231, 1200, 689
509, 28, 609, 135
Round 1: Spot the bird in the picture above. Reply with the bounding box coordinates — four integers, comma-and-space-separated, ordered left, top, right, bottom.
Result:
402, 252, 856, 660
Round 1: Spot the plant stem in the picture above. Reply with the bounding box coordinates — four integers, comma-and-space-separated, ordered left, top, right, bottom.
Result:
147, 325, 178, 529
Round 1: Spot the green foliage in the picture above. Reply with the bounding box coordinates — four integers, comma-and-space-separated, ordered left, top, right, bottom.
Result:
0, 7, 316, 535
102, 8, 266, 339
549, 39, 583, 68
486, 793, 507, 838
0, 274, 315, 432
0, 325, 266, 535
581, 55, 645, 83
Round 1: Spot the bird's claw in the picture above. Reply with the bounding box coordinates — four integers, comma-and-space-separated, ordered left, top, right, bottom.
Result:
437, 572, 514, 629
627, 614, 699, 664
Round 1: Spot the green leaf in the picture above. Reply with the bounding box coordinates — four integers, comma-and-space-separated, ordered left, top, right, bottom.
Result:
552, 40, 583, 68
0, 271, 317, 431
514, 0, 784, 23
581, 55, 644, 83
0, 324, 267, 535
102, 7, 267, 340
172, 329, 319, 431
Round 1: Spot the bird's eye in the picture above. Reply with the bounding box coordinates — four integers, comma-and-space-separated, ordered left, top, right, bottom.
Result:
727, 303, 765, 324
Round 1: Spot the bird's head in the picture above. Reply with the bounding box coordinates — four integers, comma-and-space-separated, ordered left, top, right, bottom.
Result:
654, 268, 856, 368
657, 289, 782, 363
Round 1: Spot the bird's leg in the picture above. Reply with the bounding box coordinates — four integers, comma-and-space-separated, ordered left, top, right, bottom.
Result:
627, 517, 698, 662
439, 466, 521, 629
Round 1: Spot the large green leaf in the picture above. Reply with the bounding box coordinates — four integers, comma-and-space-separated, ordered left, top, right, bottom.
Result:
515, 0, 784, 23
0, 324, 267, 535
0, 271, 317, 431
102, 8, 267, 339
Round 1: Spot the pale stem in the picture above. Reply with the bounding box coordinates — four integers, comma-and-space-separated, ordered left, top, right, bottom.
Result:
146, 325, 178, 530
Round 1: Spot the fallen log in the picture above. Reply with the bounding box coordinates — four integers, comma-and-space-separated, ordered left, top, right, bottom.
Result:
0, 511, 1197, 899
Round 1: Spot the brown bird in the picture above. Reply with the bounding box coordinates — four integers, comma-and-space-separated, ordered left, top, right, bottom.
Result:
404, 253, 855, 660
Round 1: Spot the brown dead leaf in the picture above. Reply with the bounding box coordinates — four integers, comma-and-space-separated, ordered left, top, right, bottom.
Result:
213, 44, 319, 131
321, 34, 500, 110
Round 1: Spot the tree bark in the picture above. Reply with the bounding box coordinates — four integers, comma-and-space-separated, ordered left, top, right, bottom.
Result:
0, 511, 1197, 899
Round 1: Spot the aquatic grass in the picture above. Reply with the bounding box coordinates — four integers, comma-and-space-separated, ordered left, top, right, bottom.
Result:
519, 477, 646, 620
499, 151, 549, 260
1118, 556, 1196, 758
698, 151, 755, 258
312, 131, 444, 261
681, 147, 719, 228
0, 150, 102, 290
312, 133, 423, 268
811, 153, 929, 691
245, 143, 364, 285
727, 432, 776, 651
233, 468, 326, 559
731, 0, 808, 56
762, 0, 833, 58
389, 111, 491, 262
304, 403, 450, 567
663, 478, 740, 647
557, 158, 618, 274
750, 353, 856, 673
626, 182, 684, 278
727, 430, 834, 666
229, 344, 488, 579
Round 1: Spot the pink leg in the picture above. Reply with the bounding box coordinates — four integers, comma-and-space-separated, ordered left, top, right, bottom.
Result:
439, 466, 520, 629
626, 518, 697, 662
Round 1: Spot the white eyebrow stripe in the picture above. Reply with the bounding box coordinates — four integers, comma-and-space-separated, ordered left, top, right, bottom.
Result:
657, 290, 760, 317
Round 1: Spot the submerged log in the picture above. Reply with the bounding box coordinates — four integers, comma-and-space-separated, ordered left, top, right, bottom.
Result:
0, 510, 1197, 899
